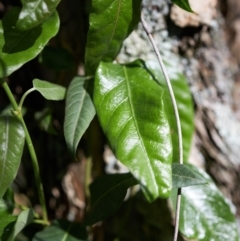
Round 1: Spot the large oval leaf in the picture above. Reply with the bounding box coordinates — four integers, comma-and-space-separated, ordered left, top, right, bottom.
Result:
0, 7, 59, 77
94, 61, 172, 201
171, 0, 193, 12
145, 60, 194, 163
33, 79, 66, 100
16, 0, 61, 31
170, 166, 239, 241
0, 116, 25, 199
64, 77, 96, 156
33, 220, 88, 241
85, 0, 142, 74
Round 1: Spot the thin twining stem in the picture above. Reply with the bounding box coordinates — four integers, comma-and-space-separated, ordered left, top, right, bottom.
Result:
141, 14, 183, 241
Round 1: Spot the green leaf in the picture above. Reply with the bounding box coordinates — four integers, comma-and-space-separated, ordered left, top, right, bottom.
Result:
0, 7, 60, 77
94, 61, 172, 201
0, 197, 17, 238
16, 0, 61, 31
85, 0, 142, 74
33, 220, 88, 241
172, 163, 207, 189
2, 209, 34, 241
0, 116, 25, 199
85, 164, 207, 225
0, 214, 16, 238
85, 173, 138, 225
145, 60, 194, 163
33, 79, 66, 100
170, 166, 239, 241
171, 0, 194, 12
64, 77, 96, 156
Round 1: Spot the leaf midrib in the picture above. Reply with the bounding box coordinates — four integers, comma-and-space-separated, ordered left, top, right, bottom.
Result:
123, 66, 156, 188
102, 0, 121, 59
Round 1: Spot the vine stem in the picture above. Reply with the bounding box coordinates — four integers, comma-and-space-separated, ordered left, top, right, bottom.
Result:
141, 14, 183, 241
1, 80, 48, 222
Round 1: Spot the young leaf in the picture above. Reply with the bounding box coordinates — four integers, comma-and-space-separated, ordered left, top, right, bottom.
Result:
171, 0, 193, 12
0, 7, 59, 78
2, 209, 34, 241
172, 163, 207, 188
64, 77, 96, 156
0, 116, 25, 199
145, 60, 194, 163
85, 173, 138, 225
16, 0, 61, 31
85, 0, 142, 74
170, 166, 239, 241
94, 61, 172, 201
32, 220, 88, 241
33, 79, 66, 100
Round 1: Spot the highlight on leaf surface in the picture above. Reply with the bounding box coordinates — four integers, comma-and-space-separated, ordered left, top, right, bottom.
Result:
16, 0, 61, 31
0, 7, 60, 77
94, 60, 172, 201
85, 0, 142, 74
170, 165, 239, 241
0, 116, 25, 199
145, 60, 194, 163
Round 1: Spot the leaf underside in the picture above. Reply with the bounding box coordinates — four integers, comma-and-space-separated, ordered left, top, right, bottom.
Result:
33, 79, 66, 101
94, 61, 172, 202
64, 76, 96, 156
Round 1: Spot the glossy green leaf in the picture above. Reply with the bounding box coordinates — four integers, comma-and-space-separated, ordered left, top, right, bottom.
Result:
172, 163, 207, 188
2, 209, 34, 241
33, 79, 66, 100
64, 77, 96, 156
0, 7, 60, 77
16, 0, 61, 31
0, 196, 17, 238
94, 61, 172, 201
33, 220, 88, 241
0, 214, 16, 238
85, 0, 142, 74
145, 60, 194, 163
0, 116, 25, 199
85, 173, 138, 225
170, 166, 239, 241
171, 0, 193, 12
